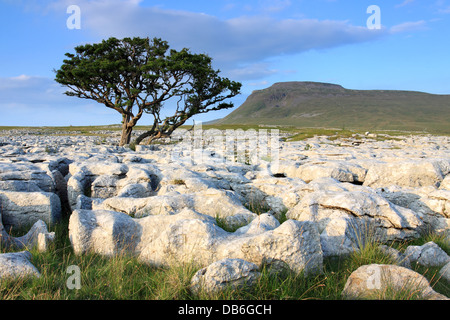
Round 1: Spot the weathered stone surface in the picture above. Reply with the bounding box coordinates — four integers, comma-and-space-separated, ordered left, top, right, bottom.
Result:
66, 162, 159, 208
190, 258, 261, 295
0, 163, 56, 193
79, 189, 257, 228
287, 188, 423, 256
0, 190, 61, 229
441, 175, 450, 190
1, 218, 55, 252
342, 264, 448, 300
363, 160, 449, 188
403, 241, 450, 268
67, 171, 90, 210
141, 217, 323, 276
1, 128, 449, 299
69, 208, 323, 276
234, 213, 280, 235
285, 161, 367, 183
378, 185, 450, 234
0, 251, 40, 280
439, 261, 450, 283
91, 174, 122, 199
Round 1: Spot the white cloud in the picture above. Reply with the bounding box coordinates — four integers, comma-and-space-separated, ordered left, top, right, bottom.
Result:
396, 0, 415, 8
227, 63, 278, 80
390, 20, 428, 34
438, 6, 450, 13
45, 0, 386, 80
248, 80, 269, 87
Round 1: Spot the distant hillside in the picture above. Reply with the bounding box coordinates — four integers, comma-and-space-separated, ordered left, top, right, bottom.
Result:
217, 82, 450, 134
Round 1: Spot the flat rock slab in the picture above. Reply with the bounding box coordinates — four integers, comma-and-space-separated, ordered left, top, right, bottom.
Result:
363, 159, 450, 188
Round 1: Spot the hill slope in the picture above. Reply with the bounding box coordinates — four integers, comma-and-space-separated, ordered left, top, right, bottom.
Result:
218, 82, 450, 134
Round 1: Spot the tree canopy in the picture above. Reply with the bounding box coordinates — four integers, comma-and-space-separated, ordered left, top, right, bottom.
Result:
54, 37, 241, 146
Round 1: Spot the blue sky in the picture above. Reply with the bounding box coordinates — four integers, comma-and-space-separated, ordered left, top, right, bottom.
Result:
1, 0, 450, 126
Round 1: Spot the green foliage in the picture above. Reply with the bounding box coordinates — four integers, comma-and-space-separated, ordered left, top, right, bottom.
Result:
171, 179, 186, 185
54, 37, 241, 146
214, 215, 246, 233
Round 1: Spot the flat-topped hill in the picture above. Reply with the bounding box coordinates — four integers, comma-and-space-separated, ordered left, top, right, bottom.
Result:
217, 81, 450, 134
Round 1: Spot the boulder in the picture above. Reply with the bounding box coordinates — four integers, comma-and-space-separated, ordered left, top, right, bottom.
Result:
234, 213, 280, 235
91, 174, 122, 199
69, 208, 323, 276
88, 194, 190, 217
439, 261, 450, 283
378, 185, 450, 234
342, 264, 448, 300
232, 177, 306, 214
67, 163, 158, 209
190, 258, 261, 296
403, 242, 450, 268
116, 183, 154, 198
0, 251, 41, 280
287, 189, 424, 256
67, 171, 90, 210
0, 180, 42, 192
425, 189, 450, 218
0, 190, 61, 230
68, 161, 128, 177
140, 218, 323, 277
191, 189, 255, 225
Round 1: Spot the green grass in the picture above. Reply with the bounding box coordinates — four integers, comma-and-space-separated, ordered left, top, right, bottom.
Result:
1, 124, 447, 144
1, 216, 449, 300
285, 128, 356, 142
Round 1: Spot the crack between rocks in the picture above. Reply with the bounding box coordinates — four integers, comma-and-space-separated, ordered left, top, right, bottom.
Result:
319, 204, 360, 218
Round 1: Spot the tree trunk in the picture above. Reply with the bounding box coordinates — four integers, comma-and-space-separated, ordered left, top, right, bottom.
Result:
119, 123, 133, 146
134, 130, 156, 146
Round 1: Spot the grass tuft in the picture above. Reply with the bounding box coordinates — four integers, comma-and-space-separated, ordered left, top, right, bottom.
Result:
1, 216, 449, 300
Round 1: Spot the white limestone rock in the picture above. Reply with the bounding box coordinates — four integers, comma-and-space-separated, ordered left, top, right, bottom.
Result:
0, 251, 41, 280
287, 189, 424, 256
190, 258, 261, 295
342, 264, 448, 300
439, 261, 450, 283
364, 160, 449, 188
403, 241, 450, 268
69, 208, 323, 276
234, 213, 280, 235
441, 175, 450, 190
0, 190, 61, 229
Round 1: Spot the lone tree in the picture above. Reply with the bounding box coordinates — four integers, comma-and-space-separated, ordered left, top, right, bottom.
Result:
55, 37, 241, 146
